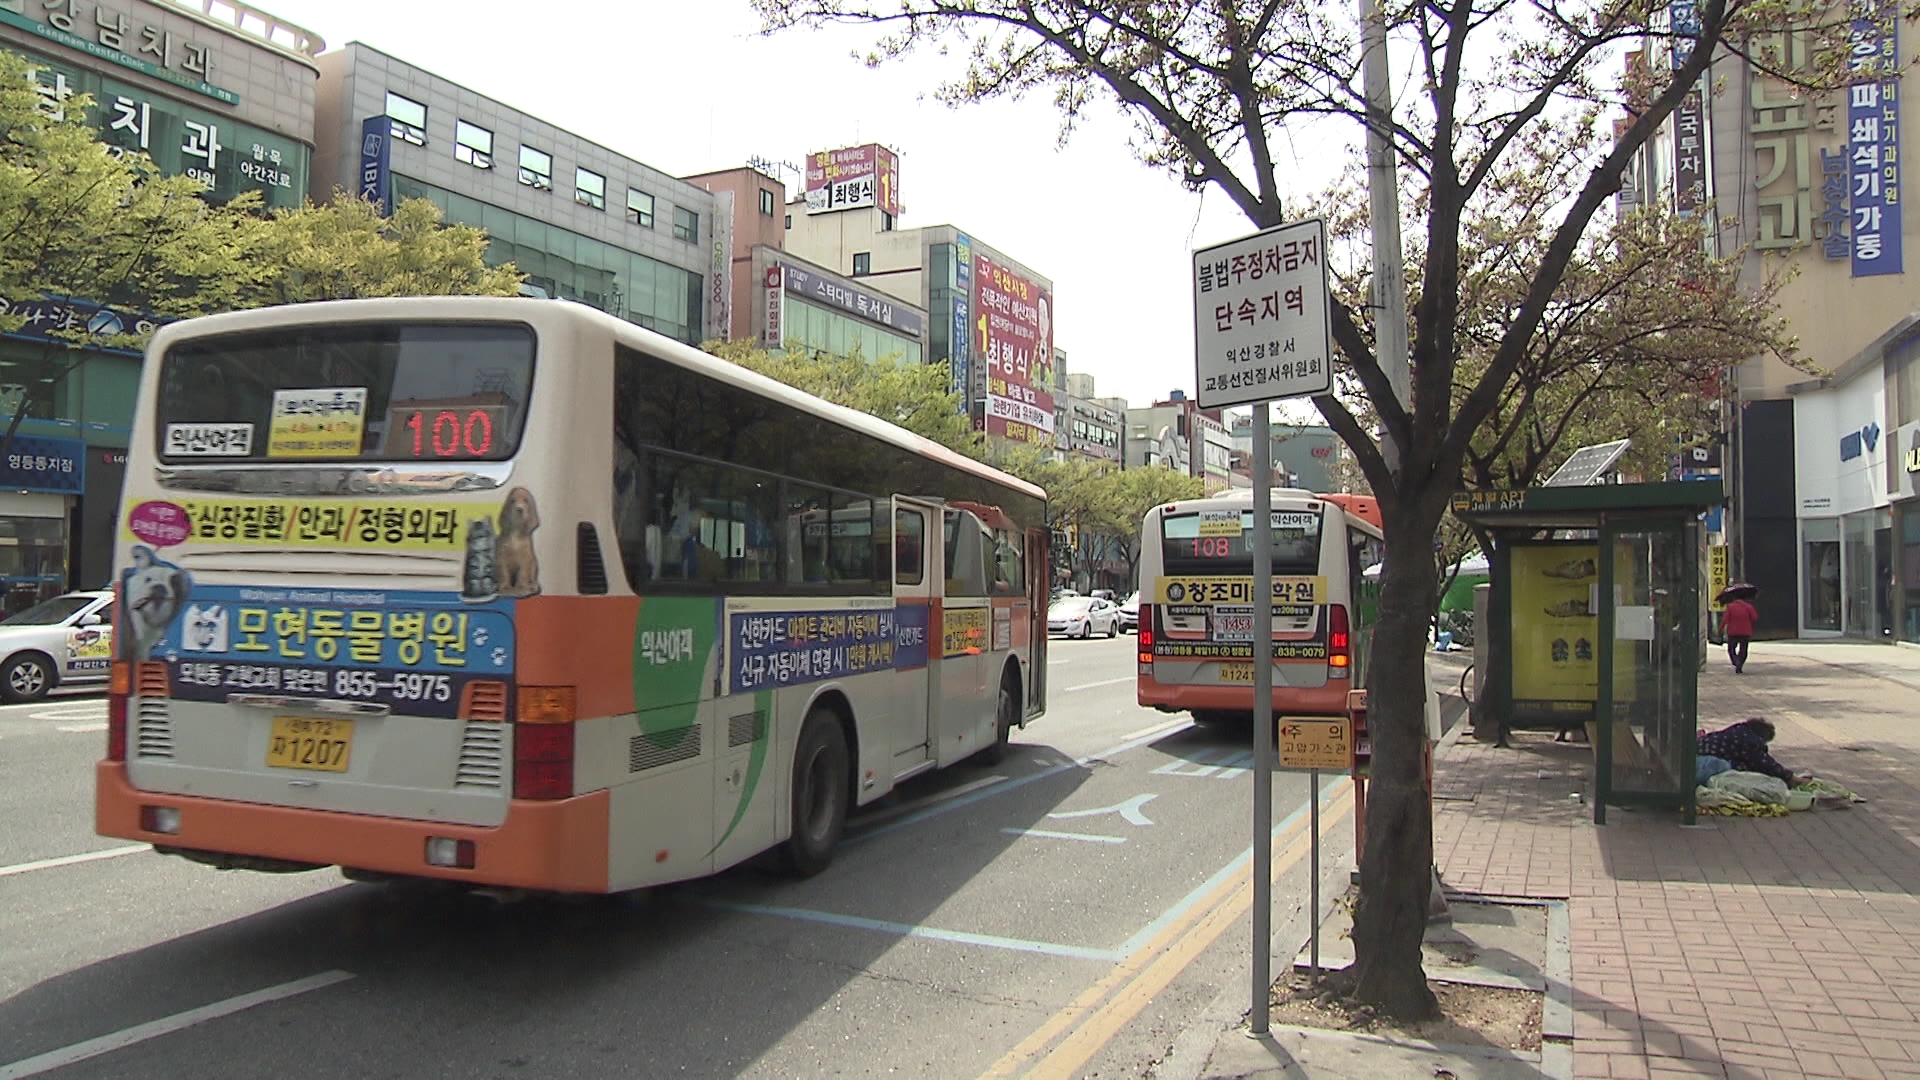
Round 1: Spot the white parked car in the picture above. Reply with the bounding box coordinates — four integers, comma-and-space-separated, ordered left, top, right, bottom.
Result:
1048, 595, 1122, 639
1118, 591, 1142, 633
0, 590, 114, 703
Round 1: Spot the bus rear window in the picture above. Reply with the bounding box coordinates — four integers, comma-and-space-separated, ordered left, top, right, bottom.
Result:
155, 323, 535, 463
1160, 509, 1321, 576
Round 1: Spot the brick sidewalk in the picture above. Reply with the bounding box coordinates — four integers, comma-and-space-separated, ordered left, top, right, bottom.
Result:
1431, 644, 1920, 1079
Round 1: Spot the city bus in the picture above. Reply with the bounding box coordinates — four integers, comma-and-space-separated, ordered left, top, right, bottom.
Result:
97, 297, 1048, 892
1136, 488, 1382, 723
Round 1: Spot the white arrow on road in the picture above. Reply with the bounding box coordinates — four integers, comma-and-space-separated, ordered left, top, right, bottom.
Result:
1047, 793, 1158, 827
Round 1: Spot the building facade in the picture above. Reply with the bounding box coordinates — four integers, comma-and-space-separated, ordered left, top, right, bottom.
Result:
313, 42, 717, 344
683, 165, 788, 343
747, 245, 928, 366
1056, 373, 1123, 465
1, 0, 323, 604
781, 150, 1059, 452
1126, 392, 1229, 488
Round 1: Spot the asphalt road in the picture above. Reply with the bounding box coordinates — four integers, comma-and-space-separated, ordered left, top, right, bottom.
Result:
0, 637, 1357, 1080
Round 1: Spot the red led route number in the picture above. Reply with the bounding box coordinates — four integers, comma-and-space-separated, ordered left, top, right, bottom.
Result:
393, 407, 504, 459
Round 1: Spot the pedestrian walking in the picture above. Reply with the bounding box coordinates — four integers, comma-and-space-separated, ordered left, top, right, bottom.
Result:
1721, 590, 1758, 673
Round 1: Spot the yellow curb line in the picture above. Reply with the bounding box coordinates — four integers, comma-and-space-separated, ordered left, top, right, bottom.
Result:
981, 784, 1357, 1079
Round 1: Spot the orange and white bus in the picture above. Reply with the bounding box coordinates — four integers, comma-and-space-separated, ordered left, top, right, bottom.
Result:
1136, 488, 1382, 724
98, 297, 1048, 891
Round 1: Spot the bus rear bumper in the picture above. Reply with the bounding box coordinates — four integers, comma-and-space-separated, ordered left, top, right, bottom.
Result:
95, 762, 612, 893
1137, 673, 1352, 716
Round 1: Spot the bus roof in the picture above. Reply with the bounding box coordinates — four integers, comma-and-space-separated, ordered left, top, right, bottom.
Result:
145, 296, 1045, 505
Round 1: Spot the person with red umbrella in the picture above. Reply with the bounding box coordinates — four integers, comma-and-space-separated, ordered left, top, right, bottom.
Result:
1718, 583, 1760, 673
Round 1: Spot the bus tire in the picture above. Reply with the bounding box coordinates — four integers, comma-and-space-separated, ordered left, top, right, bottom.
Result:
976, 672, 1019, 766
2, 652, 53, 704
782, 707, 850, 878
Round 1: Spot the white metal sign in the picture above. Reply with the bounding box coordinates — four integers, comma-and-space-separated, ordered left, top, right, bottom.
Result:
1192, 219, 1332, 410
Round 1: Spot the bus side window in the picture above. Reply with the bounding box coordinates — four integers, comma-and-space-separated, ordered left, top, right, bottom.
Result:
944, 510, 990, 597
991, 528, 1025, 594
895, 508, 924, 587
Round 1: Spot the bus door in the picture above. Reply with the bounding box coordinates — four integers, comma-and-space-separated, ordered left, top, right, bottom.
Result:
937, 508, 993, 766
888, 497, 940, 773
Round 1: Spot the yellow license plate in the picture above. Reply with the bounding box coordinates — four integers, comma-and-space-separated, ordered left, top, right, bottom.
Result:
1217, 663, 1255, 683
266, 716, 354, 772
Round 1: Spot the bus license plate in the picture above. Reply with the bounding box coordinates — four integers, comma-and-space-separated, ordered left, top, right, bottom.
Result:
266, 716, 353, 772
1217, 663, 1255, 683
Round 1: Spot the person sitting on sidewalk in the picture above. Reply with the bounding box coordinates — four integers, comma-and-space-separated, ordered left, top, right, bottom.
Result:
1698, 718, 1802, 786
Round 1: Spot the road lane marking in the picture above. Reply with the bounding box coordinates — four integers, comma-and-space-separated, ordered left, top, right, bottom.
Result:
1061, 676, 1133, 692
1048, 793, 1157, 826
706, 902, 1120, 962
981, 780, 1355, 1079
999, 828, 1126, 845
0, 845, 150, 878
28, 703, 107, 721
848, 724, 1201, 845
1120, 717, 1192, 742
57, 722, 107, 733
0, 970, 355, 1079
851, 774, 1008, 829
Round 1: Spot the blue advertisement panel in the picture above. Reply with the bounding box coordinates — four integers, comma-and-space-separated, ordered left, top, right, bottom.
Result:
359, 115, 392, 214
124, 573, 515, 719
894, 602, 930, 671
0, 435, 85, 494
730, 608, 896, 693
952, 233, 973, 408
1850, 0, 1903, 276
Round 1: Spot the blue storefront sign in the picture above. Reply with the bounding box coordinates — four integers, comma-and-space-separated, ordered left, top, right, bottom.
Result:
952, 233, 973, 408
0, 295, 162, 355
0, 435, 85, 495
359, 115, 392, 214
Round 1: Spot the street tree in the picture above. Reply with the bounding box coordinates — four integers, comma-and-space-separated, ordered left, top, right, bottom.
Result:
239, 193, 523, 306
703, 338, 982, 458
754, 0, 1833, 1016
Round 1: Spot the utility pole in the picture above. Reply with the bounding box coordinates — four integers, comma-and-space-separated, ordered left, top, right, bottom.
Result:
1361, 0, 1411, 464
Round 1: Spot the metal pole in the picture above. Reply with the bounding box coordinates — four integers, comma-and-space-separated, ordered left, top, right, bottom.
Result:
1361, 0, 1411, 465
1250, 401, 1275, 1035
1309, 768, 1321, 979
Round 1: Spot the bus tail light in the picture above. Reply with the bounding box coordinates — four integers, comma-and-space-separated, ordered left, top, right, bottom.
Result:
513, 721, 575, 800
1137, 604, 1154, 665
107, 662, 129, 762
1328, 604, 1352, 676
517, 685, 576, 724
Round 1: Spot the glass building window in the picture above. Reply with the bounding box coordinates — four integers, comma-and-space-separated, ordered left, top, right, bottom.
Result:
881, 211, 895, 232
454, 120, 492, 169
392, 175, 705, 344
1804, 517, 1841, 632
385, 92, 427, 145
576, 167, 606, 210
673, 206, 698, 244
852, 252, 871, 277
627, 188, 654, 228
518, 145, 553, 190
759, 188, 776, 215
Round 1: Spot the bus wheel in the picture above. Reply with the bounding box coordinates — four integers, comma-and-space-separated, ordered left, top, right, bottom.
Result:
976, 675, 1017, 766
782, 708, 849, 878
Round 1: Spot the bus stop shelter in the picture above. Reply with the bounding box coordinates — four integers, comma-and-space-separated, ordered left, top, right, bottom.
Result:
1451, 482, 1722, 824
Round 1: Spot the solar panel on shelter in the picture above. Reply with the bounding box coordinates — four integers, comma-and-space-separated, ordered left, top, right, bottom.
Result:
1543, 439, 1630, 487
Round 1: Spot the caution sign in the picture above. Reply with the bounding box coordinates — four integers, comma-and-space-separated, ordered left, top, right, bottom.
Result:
1278, 717, 1351, 770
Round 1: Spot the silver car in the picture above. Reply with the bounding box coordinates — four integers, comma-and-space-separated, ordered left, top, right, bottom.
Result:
1048, 595, 1122, 638
0, 590, 115, 703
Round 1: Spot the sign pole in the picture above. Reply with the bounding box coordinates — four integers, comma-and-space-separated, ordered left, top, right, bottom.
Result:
1250, 400, 1275, 1035
1309, 767, 1320, 980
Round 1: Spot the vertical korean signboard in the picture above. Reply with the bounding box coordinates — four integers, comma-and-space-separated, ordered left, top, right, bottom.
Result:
708, 189, 735, 341
975, 254, 1055, 447
762, 267, 784, 348
1849, 0, 1903, 276
952, 234, 973, 408
804, 144, 901, 216
359, 116, 391, 215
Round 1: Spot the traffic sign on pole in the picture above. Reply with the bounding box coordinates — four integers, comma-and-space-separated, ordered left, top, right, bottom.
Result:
1193, 220, 1334, 1037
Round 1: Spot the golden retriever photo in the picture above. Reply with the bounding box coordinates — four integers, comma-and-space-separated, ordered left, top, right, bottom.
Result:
496, 487, 542, 597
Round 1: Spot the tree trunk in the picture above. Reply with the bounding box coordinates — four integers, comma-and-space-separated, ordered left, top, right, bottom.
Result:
1349, 512, 1443, 1021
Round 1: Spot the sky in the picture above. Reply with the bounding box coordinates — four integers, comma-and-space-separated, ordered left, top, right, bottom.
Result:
258, 0, 1351, 419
